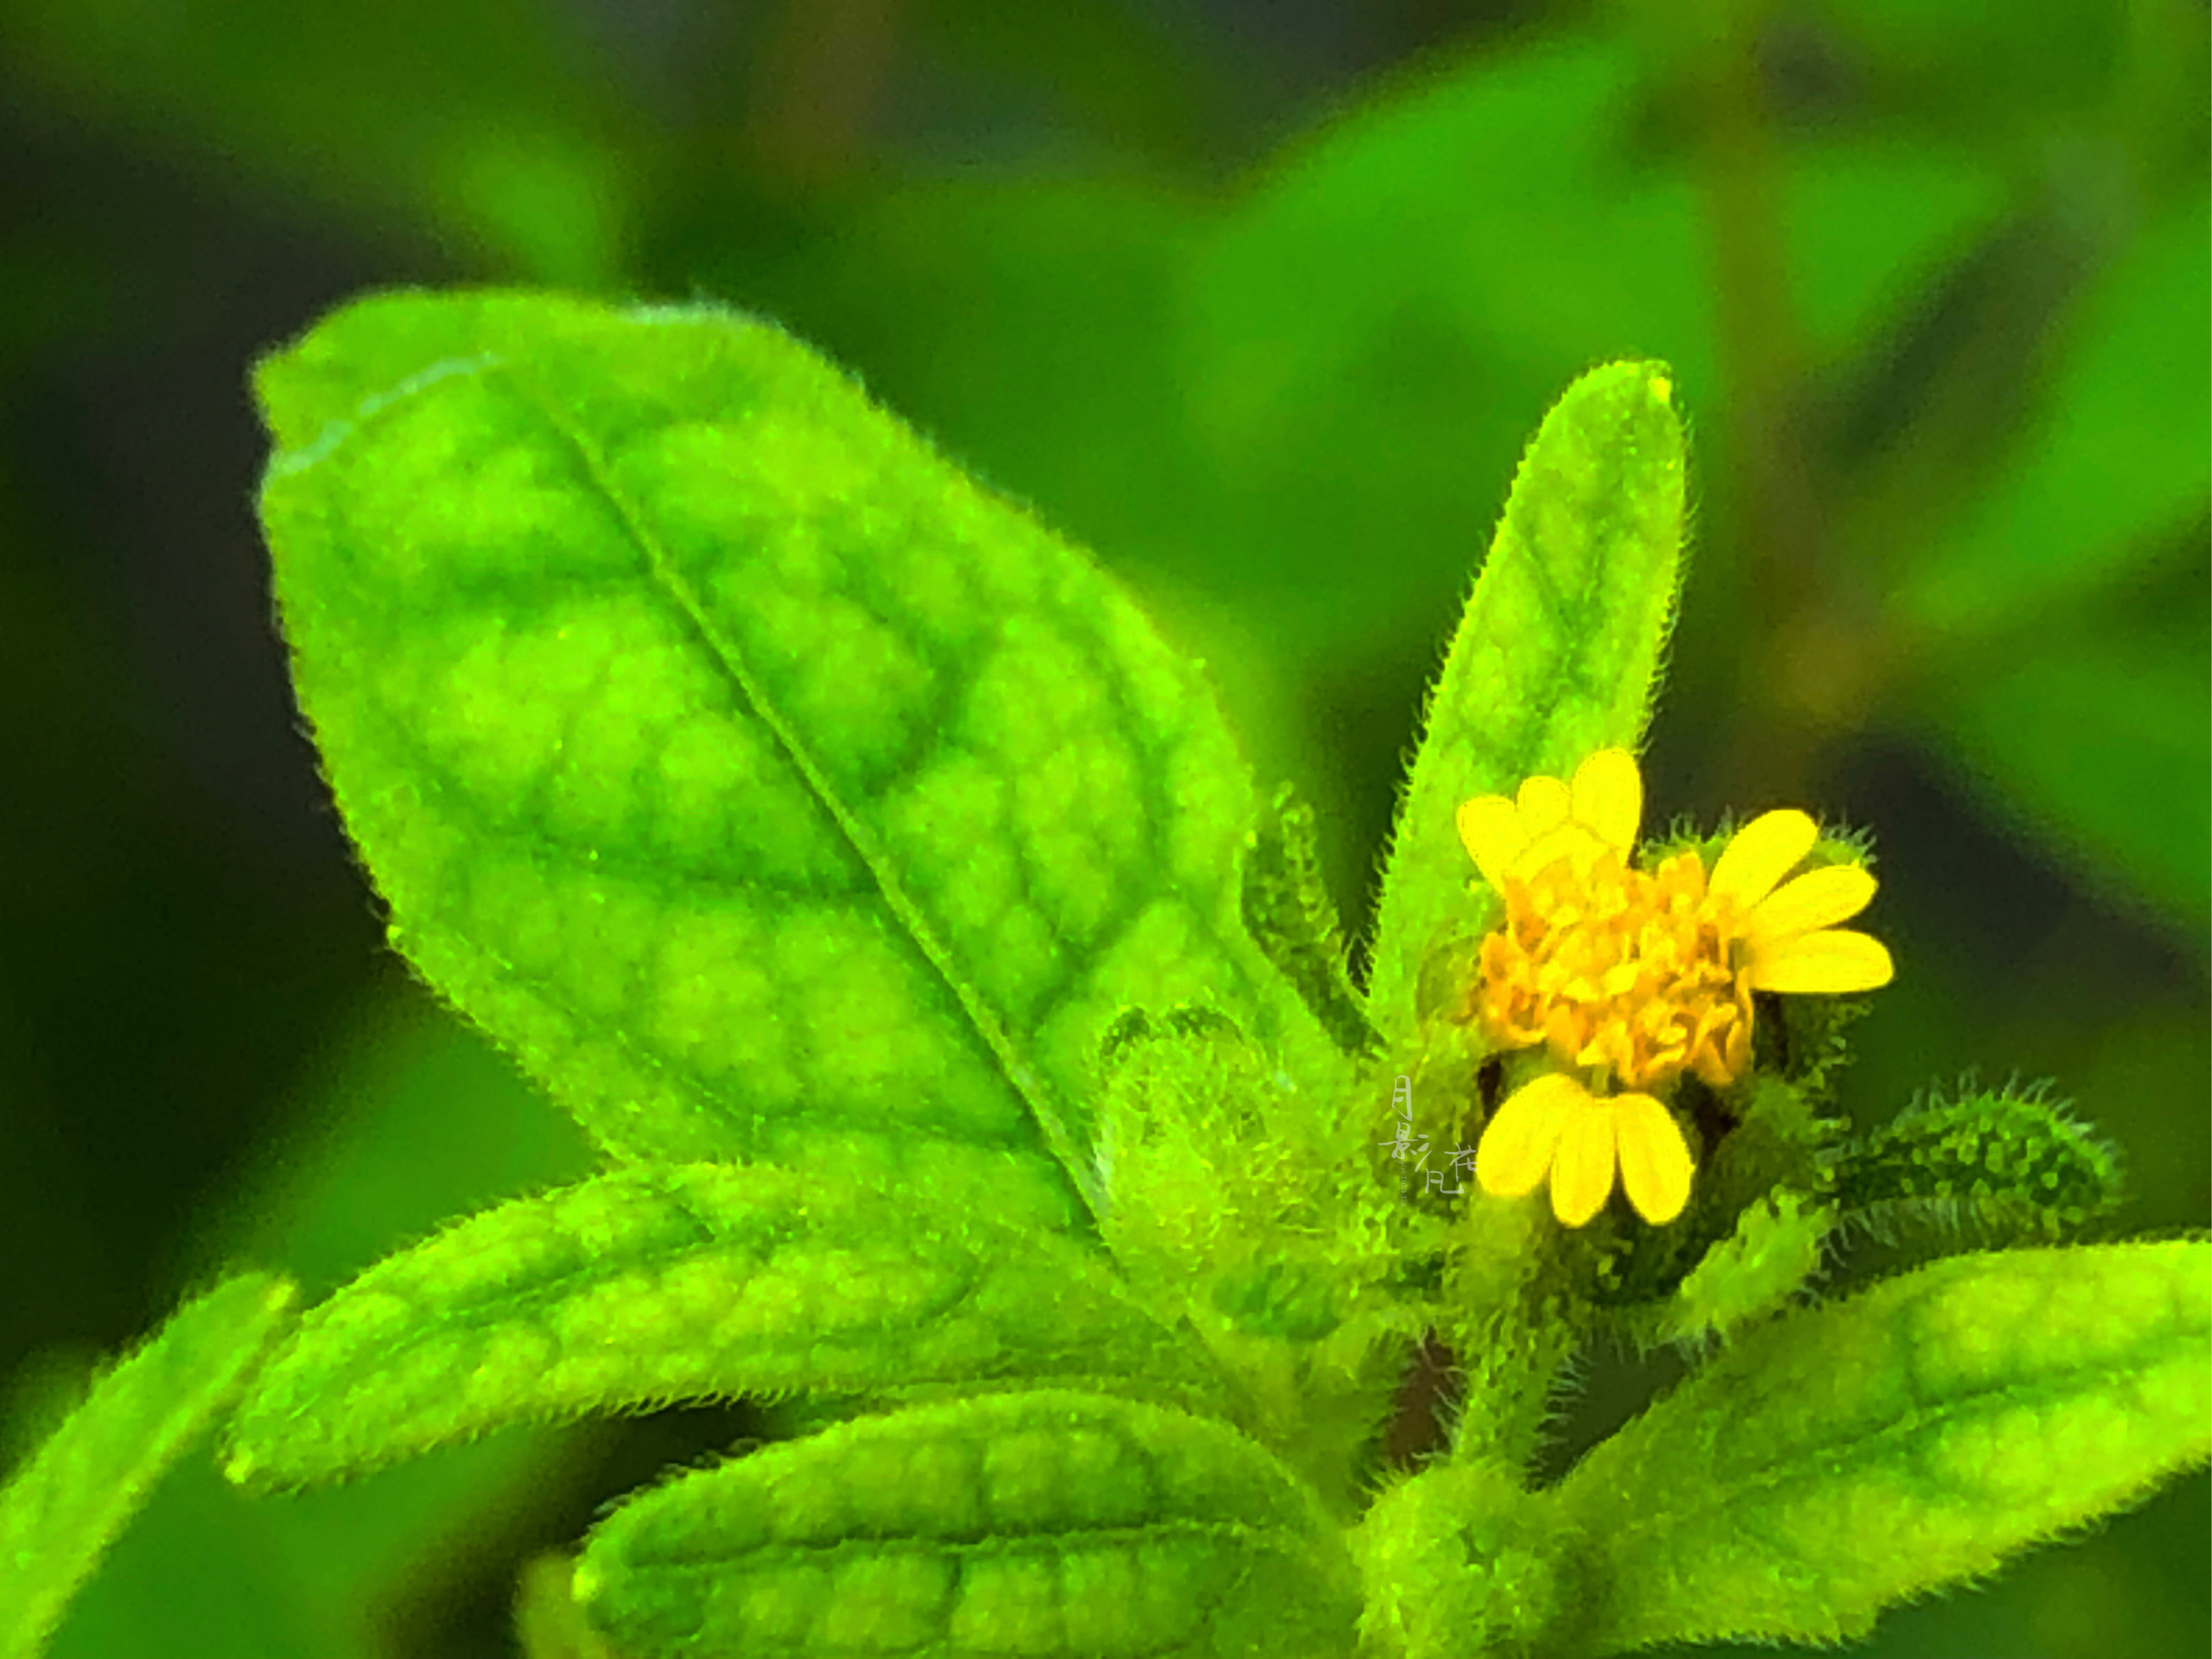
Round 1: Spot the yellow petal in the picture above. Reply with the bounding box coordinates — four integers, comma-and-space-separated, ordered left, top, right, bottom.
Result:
1548, 1094, 1617, 1227
1456, 795, 1525, 889
1571, 748, 1643, 857
1747, 928, 1894, 994
1515, 820, 1602, 881
1516, 774, 1573, 839
1746, 864, 1877, 948
1613, 1092, 1694, 1224
1475, 1072, 1580, 1199
1708, 809, 1817, 911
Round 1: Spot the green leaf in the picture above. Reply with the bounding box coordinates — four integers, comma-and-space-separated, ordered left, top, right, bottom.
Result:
1835, 1076, 2125, 1248
1240, 786, 1378, 1058
257, 289, 1315, 1198
1364, 360, 1686, 1040
1657, 1190, 1835, 1350
571, 1389, 1364, 1659
225, 1152, 1218, 1492
1090, 1007, 1401, 1518
0, 1272, 296, 1659
1353, 1457, 1581, 1659
1183, 36, 1709, 665
1555, 1239, 2212, 1651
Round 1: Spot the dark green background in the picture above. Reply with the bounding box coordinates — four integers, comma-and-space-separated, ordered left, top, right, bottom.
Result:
0, 1, 2203, 1654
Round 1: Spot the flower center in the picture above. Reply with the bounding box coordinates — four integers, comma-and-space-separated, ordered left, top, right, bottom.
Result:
1466, 846, 1753, 1092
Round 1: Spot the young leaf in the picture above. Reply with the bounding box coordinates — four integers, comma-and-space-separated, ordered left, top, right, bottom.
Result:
1364, 362, 1685, 1041
1834, 1076, 2124, 1248
0, 1272, 295, 1659
1555, 1239, 2212, 1651
257, 289, 1314, 1197
1654, 1190, 1835, 1350
224, 1152, 1219, 1492
571, 1389, 1364, 1659
1240, 785, 1380, 1058
1354, 1456, 1584, 1659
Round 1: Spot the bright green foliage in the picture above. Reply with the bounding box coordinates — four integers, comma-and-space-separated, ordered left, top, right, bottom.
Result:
1091, 1009, 1402, 1516
571, 1389, 1364, 1659
1555, 1240, 2212, 1651
1364, 362, 1685, 1043
1240, 787, 1378, 1059
1835, 1077, 2124, 1246
225, 1154, 1219, 1493
0, 0, 2203, 1645
0, 1273, 295, 1659
229, 303, 2210, 1659
1655, 1190, 1835, 1350
1353, 1457, 1582, 1659
258, 290, 1322, 1197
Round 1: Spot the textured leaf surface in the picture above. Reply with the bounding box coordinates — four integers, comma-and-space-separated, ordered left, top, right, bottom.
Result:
0, 1273, 295, 1659
1353, 1457, 1581, 1659
1834, 1078, 2123, 1247
225, 1152, 1217, 1491
573, 1389, 1363, 1659
1239, 786, 1378, 1058
1364, 361, 1685, 1040
258, 289, 1314, 1194
1557, 1240, 2212, 1650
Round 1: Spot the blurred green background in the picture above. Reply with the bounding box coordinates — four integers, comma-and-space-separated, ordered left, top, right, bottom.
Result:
0, 0, 2203, 1654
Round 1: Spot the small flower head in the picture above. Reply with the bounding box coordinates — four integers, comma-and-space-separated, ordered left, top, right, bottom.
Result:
1456, 748, 1892, 1227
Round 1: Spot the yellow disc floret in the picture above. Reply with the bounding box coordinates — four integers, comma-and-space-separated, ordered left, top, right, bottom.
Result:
1454, 749, 1893, 1228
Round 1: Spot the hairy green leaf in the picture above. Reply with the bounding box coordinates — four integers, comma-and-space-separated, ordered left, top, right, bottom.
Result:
1365, 360, 1685, 1040
1091, 1006, 1403, 1518
1184, 39, 1709, 665
1655, 1190, 1835, 1350
1354, 1457, 1584, 1659
1240, 786, 1378, 1058
1835, 1076, 2124, 1248
572, 1389, 1363, 1659
1557, 1239, 2212, 1650
0, 1273, 295, 1659
225, 1151, 1218, 1491
258, 289, 1318, 1197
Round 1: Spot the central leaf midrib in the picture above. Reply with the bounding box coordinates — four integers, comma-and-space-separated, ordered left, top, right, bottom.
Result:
492, 362, 1104, 1214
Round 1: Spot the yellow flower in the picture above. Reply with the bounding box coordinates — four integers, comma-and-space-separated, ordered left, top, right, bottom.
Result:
1473, 1072, 1694, 1228
1455, 748, 1893, 1227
